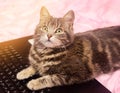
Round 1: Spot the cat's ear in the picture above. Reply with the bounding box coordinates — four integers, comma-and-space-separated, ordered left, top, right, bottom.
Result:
40, 6, 51, 20
63, 10, 75, 23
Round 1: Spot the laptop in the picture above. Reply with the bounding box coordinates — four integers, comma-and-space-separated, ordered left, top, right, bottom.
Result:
0, 36, 111, 93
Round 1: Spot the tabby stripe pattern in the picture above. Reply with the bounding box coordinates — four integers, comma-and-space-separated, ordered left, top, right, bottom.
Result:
81, 30, 120, 74
29, 46, 67, 64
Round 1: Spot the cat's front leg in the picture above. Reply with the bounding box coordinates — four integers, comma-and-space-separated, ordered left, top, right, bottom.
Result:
17, 66, 36, 80
27, 74, 68, 90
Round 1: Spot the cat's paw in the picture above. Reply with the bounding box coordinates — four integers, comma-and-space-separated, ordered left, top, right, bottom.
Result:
16, 67, 36, 80
16, 70, 29, 80
27, 79, 43, 90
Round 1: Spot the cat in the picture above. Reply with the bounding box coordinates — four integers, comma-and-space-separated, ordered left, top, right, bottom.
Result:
16, 6, 120, 90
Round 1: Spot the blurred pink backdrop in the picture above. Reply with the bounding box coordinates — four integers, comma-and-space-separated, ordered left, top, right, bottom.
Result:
0, 0, 120, 93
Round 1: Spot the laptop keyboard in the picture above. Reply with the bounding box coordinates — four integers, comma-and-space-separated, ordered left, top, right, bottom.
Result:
0, 45, 48, 93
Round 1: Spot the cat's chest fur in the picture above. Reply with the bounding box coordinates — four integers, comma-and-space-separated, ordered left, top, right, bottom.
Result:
29, 38, 82, 74
29, 46, 69, 75
29, 36, 91, 75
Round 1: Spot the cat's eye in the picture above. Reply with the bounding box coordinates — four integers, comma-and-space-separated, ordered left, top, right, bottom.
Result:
55, 28, 63, 33
42, 26, 48, 32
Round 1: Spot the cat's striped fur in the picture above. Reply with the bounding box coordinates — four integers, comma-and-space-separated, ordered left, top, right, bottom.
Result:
17, 7, 120, 90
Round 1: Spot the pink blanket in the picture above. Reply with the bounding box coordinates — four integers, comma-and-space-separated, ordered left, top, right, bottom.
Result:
0, 0, 120, 92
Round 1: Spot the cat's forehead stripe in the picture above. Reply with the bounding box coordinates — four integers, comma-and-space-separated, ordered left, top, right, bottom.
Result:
47, 18, 62, 29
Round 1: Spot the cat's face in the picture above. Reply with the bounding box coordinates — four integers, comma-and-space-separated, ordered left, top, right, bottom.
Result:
34, 7, 75, 48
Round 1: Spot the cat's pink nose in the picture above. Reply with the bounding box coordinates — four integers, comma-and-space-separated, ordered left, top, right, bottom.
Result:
47, 34, 52, 40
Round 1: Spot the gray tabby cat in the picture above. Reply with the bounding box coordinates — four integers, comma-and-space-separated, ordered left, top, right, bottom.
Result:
16, 6, 120, 90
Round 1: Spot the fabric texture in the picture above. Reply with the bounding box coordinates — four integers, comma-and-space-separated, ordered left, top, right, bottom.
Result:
0, 0, 120, 92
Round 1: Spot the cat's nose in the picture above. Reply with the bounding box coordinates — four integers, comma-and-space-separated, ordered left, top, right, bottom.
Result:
47, 34, 52, 40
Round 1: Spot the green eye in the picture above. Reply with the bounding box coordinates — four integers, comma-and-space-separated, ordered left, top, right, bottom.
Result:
42, 26, 48, 32
55, 28, 63, 33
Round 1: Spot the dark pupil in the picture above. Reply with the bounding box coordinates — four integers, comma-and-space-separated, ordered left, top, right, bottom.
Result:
44, 27, 47, 30
57, 28, 62, 33
43, 26, 47, 31
58, 30, 60, 32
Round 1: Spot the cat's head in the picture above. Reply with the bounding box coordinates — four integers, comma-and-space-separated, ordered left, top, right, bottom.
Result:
34, 6, 75, 48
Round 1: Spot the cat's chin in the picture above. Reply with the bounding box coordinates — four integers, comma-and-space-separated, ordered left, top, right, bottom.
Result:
42, 41, 62, 48
34, 41, 64, 49
43, 42, 72, 49
45, 45, 63, 49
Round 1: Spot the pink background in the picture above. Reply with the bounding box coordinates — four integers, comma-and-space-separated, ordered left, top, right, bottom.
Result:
0, 0, 120, 92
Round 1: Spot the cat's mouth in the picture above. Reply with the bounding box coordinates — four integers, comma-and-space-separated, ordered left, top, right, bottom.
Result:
40, 35, 65, 48
41, 39, 62, 48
